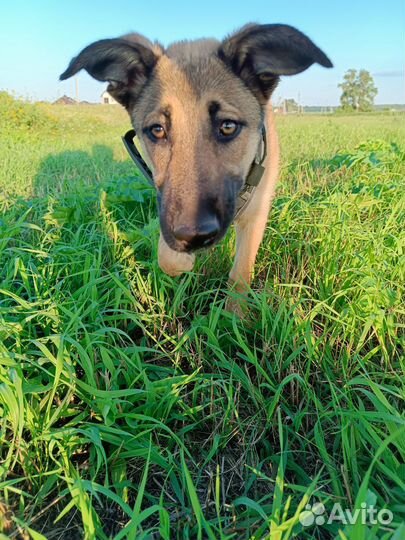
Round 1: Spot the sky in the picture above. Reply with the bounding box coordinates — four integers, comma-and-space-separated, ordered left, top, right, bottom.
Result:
1, 0, 404, 106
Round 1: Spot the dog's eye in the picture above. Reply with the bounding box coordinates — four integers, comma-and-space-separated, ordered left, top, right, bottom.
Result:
149, 124, 166, 141
219, 120, 239, 138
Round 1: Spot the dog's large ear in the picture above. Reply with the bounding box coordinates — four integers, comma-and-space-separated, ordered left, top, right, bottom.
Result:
218, 24, 333, 103
60, 36, 158, 108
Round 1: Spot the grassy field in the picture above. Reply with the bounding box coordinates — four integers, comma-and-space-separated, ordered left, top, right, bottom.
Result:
0, 92, 404, 539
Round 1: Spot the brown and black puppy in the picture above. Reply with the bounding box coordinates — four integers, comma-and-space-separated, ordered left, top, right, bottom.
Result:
61, 24, 332, 307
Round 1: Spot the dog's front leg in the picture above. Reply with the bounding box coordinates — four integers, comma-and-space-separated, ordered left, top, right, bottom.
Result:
228, 106, 280, 307
226, 198, 273, 318
158, 233, 195, 277
229, 195, 275, 294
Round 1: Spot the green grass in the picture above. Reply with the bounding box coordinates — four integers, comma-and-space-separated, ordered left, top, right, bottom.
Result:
0, 92, 404, 539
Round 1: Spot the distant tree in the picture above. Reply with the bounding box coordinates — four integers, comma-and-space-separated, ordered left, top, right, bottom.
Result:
339, 69, 378, 111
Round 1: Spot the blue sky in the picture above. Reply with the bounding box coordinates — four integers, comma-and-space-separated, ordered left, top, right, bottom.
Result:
1, 0, 404, 105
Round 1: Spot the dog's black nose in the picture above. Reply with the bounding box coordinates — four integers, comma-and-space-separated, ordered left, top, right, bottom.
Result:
173, 218, 220, 250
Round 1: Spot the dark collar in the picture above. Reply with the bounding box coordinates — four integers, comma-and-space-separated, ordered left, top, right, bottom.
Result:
122, 128, 266, 217
122, 130, 154, 184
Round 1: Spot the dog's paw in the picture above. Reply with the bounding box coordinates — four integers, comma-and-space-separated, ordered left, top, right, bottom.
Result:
158, 234, 195, 276
225, 295, 249, 318
158, 251, 195, 277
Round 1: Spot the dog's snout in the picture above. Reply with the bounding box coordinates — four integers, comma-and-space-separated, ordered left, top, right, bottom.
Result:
159, 180, 242, 253
173, 217, 220, 250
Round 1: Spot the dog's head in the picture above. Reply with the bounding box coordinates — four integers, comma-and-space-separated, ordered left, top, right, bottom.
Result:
61, 24, 332, 252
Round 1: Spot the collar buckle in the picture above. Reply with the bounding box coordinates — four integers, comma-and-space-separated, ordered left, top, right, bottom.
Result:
235, 128, 267, 218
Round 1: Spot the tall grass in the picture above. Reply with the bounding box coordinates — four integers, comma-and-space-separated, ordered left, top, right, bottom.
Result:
0, 93, 404, 539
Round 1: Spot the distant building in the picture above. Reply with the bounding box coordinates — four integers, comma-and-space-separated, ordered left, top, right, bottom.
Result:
53, 95, 76, 105
101, 91, 118, 105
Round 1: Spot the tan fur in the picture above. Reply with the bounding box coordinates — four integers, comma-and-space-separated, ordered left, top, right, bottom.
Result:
158, 234, 195, 276
130, 50, 276, 296
157, 103, 279, 294
230, 103, 279, 290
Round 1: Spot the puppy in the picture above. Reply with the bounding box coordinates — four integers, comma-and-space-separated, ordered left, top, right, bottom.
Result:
61, 24, 332, 309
